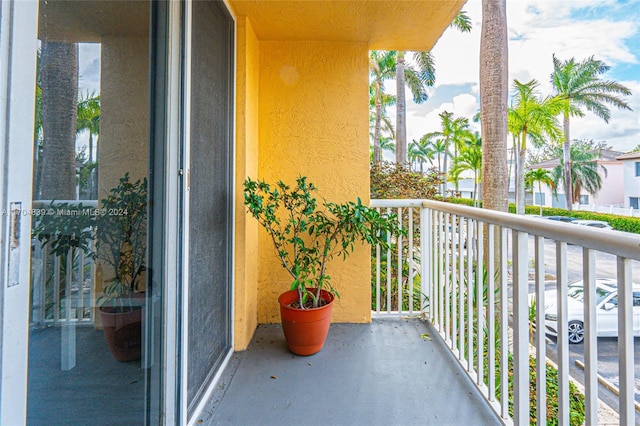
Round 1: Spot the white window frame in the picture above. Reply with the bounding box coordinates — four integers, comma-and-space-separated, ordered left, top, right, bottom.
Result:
0, 1, 39, 424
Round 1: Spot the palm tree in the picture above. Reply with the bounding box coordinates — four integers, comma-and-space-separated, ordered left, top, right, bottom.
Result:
408, 138, 435, 173
394, 11, 472, 165
369, 87, 395, 164
430, 111, 473, 197
380, 137, 395, 152
369, 51, 397, 164
77, 91, 100, 163
40, 41, 78, 200
450, 135, 482, 206
508, 79, 563, 214
551, 54, 632, 210
394, 51, 434, 165
429, 137, 448, 183
370, 136, 396, 162
480, 0, 508, 213
525, 168, 554, 215
550, 145, 606, 205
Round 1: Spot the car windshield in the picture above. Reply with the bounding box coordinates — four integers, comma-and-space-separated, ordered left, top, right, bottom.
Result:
567, 285, 612, 305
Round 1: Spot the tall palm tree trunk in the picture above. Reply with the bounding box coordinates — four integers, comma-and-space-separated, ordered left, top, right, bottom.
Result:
480, 0, 508, 213
88, 132, 94, 163
395, 51, 407, 165
562, 112, 572, 210
516, 134, 526, 214
442, 137, 450, 198
538, 181, 544, 215
454, 144, 459, 192
373, 83, 383, 164
508, 136, 516, 197
40, 41, 78, 200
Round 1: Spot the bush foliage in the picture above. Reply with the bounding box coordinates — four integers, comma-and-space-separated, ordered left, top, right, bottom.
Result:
529, 357, 585, 426
370, 162, 441, 199
445, 197, 640, 235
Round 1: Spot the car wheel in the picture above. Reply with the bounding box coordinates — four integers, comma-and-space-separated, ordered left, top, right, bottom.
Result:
568, 321, 585, 344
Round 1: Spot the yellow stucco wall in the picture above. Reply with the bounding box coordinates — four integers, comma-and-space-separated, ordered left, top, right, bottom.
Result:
255, 40, 371, 324
231, 1, 466, 348
98, 36, 149, 296
234, 17, 260, 350
99, 36, 149, 199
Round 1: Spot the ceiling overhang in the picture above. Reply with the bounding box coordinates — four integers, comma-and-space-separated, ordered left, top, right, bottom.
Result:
228, 0, 467, 51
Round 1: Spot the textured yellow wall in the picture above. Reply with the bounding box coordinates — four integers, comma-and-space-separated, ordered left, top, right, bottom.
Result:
256, 40, 371, 324
233, 18, 260, 350
99, 36, 149, 197
98, 36, 149, 291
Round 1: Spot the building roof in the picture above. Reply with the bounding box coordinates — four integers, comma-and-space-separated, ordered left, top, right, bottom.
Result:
529, 149, 625, 169
616, 151, 640, 161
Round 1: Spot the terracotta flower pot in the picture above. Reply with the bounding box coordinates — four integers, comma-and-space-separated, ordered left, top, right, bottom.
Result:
99, 305, 143, 362
278, 289, 334, 356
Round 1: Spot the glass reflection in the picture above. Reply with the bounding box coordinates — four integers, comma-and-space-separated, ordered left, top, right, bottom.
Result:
28, 1, 152, 424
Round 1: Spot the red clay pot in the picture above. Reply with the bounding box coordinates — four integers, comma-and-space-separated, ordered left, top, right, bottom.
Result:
99, 305, 143, 362
278, 289, 334, 356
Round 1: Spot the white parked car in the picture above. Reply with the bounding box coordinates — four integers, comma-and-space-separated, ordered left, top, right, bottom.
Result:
570, 219, 613, 230
541, 279, 640, 344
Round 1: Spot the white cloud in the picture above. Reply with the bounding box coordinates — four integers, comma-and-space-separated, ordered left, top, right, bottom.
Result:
78, 43, 101, 94
570, 80, 640, 151
452, 93, 478, 117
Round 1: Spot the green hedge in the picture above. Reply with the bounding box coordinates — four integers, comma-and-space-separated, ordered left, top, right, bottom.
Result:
441, 198, 640, 235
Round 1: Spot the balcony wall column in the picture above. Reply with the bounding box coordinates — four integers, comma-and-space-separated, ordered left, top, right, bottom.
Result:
256, 40, 370, 324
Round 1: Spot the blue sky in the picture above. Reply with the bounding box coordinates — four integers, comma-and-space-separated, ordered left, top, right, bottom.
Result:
393, 0, 640, 153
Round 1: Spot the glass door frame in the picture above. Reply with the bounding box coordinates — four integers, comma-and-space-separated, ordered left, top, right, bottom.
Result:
0, 1, 39, 424
177, 0, 236, 423
0, 0, 237, 423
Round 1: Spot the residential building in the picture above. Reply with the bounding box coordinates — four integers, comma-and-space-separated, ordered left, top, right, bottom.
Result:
0, 1, 466, 424
528, 149, 625, 209
617, 151, 640, 209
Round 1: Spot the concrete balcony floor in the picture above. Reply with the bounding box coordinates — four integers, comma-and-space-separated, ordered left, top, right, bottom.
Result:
199, 318, 501, 426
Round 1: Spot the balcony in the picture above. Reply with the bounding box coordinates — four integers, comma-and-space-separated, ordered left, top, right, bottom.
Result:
29, 199, 640, 424
205, 199, 640, 425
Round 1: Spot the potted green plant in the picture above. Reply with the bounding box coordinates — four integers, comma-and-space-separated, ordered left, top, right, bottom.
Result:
243, 176, 403, 355
95, 173, 147, 361
32, 173, 147, 361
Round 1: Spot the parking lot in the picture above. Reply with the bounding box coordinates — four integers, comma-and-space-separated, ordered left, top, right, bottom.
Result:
520, 234, 640, 417
544, 336, 640, 419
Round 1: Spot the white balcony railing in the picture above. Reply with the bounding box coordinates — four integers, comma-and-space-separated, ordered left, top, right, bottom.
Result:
30, 200, 97, 327
371, 199, 640, 425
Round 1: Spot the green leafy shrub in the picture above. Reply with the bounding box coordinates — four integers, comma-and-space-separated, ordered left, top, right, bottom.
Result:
444, 197, 640, 235
445, 197, 478, 207
528, 357, 585, 426
370, 161, 441, 199
492, 351, 585, 425
369, 162, 440, 312
244, 176, 404, 309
